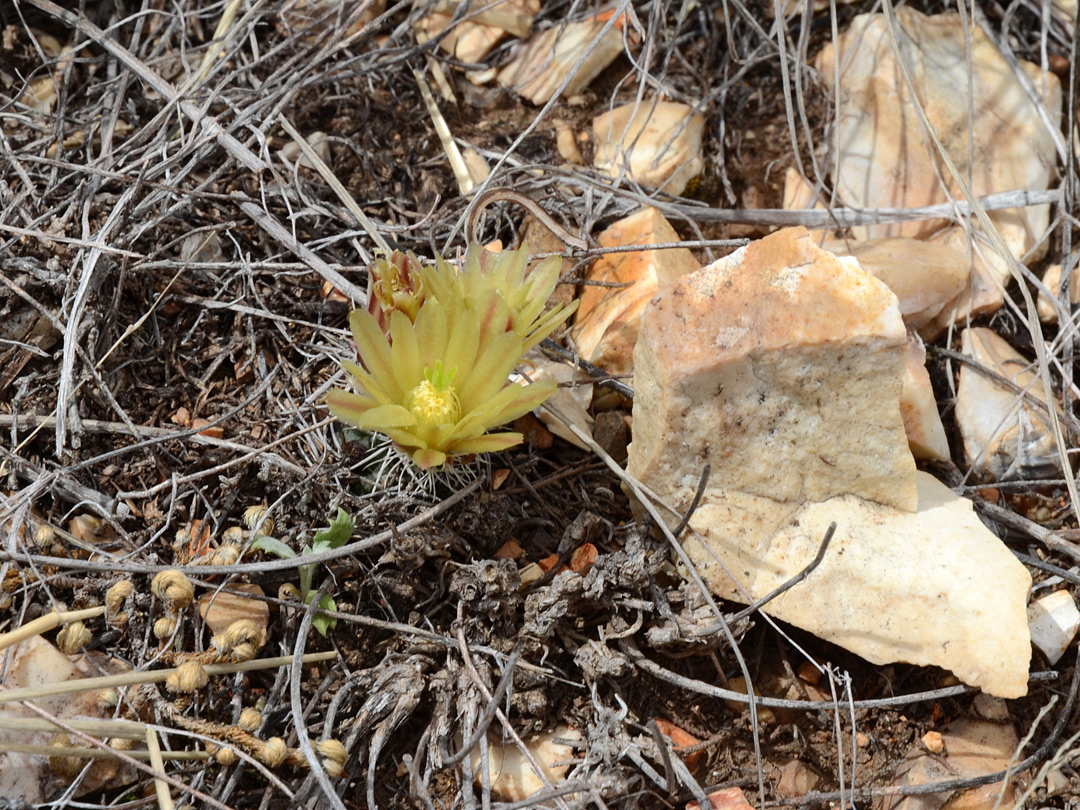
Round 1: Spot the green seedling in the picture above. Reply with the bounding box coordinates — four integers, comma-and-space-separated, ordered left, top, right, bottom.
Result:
250, 508, 354, 636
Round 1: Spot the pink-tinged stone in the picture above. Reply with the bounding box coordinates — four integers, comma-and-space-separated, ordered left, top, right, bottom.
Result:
572, 207, 700, 376
628, 227, 1032, 698
629, 226, 916, 511
900, 331, 949, 461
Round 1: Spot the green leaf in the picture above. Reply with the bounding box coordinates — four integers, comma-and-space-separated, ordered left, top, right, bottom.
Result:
310, 508, 354, 552
304, 592, 338, 637
249, 535, 296, 560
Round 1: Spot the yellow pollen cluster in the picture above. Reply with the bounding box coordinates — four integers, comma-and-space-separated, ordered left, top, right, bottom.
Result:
406, 379, 460, 425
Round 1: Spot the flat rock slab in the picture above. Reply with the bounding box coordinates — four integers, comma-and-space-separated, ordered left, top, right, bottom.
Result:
682, 473, 1031, 698
628, 227, 1031, 698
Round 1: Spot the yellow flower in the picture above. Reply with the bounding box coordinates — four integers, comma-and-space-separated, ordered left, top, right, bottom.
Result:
419, 243, 576, 351
327, 295, 556, 469
328, 242, 576, 469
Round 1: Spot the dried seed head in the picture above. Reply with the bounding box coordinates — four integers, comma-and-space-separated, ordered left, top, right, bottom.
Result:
238, 707, 262, 732
56, 621, 91, 655
211, 543, 241, 566
166, 661, 208, 694
243, 505, 274, 536
105, 580, 133, 614
222, 526, 245, 544
153, 616, 177, 640
316, 739, 347, 766
47, 734, 85, 781
214, 745, 238, 766
34, 524, 56, 547
259, 737, 289, 768
229, 641, 256, 663
172, 527, 191, 553
151, 569, 194, 608
322, 759, 344, 778
278, 582, 301, 601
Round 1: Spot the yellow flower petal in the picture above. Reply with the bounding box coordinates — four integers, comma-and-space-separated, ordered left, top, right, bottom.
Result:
389, 309, 422, 395
450, 432, 524, 455
349, 309, 401, 399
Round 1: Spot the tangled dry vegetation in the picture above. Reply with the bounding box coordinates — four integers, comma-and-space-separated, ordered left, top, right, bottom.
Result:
1, 0, 1079, 808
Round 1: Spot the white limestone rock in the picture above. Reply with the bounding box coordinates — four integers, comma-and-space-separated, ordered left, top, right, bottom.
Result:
956, 327, 1062, 481
1027, 590, 1080, 665
592, 101, 705, 196
627, 227, 1032, 698
681, 474, 1031, 698
572, 207, 701, 376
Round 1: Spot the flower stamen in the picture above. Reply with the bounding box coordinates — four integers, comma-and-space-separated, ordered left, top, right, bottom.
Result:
406, 362, 461, 425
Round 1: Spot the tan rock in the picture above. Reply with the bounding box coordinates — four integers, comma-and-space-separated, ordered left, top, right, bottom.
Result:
416, 0, 540, 64
824, 237, 968, 332
1036, 263, 1080, 323
900, 331, 949, 461
0, 636, 136, 800
881, 719, 1020, 810
472, 724, 580, 801
572, 207, 701, 375
816, 8, 1061, 330
777, 759, 820, 798
817, 8, 1060, 247
593, 101, 705, 196
497, 19, 623, 104
628, 228, 1031, 697
518, 354, 593, 450
629, 226, 916, 512
955, 327, 1062, 480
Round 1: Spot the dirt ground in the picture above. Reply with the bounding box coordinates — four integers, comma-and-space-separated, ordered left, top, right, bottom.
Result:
1, 0, 1078, 808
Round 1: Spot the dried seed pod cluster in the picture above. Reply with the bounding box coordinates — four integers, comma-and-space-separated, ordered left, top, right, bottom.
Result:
151, 569, 195, 609
165, 661, 209, 694
243, 505, 274, 536
105, 579, 133, 628
56, 621, 91, 655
